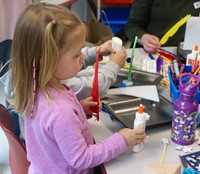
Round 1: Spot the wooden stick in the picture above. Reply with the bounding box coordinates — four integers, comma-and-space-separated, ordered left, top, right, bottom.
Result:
160, 138, 169, 165
160, 144, 168, 165
193, 65, 200, 75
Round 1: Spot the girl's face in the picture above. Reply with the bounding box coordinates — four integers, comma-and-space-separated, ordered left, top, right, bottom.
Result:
53, 31, 86, 81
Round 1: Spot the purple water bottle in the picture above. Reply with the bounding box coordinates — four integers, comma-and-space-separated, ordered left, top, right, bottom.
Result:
171, 74, 199, 145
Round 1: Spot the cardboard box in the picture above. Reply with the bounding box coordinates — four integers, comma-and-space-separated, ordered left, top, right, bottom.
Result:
143, 164, 181, 174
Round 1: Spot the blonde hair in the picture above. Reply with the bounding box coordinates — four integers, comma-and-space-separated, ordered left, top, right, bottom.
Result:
9, 3, 86, 114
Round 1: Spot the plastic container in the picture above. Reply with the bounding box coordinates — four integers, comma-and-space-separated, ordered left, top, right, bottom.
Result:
168, 65, 200, 103
101, 7, 130, 34
112, 37, 122, 52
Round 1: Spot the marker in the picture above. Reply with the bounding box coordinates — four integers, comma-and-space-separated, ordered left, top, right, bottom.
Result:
170, 62, 176, 85
192, 45, 198, 73
170, 62, 175, 73
173, 60, 180, 77
180, 64, 185, 74
148, 53, 155, 60
192, 52, 198, 73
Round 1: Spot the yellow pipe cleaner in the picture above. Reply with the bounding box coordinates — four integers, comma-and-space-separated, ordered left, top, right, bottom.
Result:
160, 14, 191, 45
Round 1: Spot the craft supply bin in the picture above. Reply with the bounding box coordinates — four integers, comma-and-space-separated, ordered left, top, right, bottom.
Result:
101, 7, 130, 34
168, 66, 200, 103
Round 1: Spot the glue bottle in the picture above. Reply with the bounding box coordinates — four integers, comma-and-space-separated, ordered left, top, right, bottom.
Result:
186, 44, 199, 68
112, 37, 123, 52
132, 104, 146, 152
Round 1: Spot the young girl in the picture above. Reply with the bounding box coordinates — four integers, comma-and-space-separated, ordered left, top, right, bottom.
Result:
9, 3, 145, 174
1, 39, 124, 141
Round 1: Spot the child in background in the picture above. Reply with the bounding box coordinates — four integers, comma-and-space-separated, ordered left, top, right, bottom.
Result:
81, 40, 114, 70
9, 3, 145, 174
65, 39, 125, 100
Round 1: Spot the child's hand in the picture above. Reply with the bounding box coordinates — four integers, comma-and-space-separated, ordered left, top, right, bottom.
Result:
119, 128, 146, 147
80, 97, 102, 119
97, 40, 115, 56
110, 49, 127, 68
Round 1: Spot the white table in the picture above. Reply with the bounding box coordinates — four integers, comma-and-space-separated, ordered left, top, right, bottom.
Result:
89, 111, 199, 174
89, 47, 199, 173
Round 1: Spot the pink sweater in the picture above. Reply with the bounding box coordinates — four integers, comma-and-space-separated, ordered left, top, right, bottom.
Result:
0, 0, 32, 41
25, 87, 127, 174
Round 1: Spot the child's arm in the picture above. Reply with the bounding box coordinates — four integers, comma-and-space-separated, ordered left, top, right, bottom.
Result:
53, 108, 145, 170
81, 47, 97, 69
62, 50, 126, 101
62, 61, 119, 100
81, 40, 114, 69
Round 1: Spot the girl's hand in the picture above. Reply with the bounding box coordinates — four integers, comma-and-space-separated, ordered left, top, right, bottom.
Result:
97, 40, 115, 56
80, 97, 102, 119
119, 128, 146, 147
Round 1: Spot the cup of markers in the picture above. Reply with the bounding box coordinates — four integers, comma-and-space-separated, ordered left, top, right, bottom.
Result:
168, 63, 200, 104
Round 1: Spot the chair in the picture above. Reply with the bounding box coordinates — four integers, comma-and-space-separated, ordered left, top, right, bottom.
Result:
0, 40, 12, 77
0, 103, 15, 133
0, 103, 30, 174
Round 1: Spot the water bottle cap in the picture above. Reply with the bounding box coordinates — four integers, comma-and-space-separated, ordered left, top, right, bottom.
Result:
179, 74, 200, 95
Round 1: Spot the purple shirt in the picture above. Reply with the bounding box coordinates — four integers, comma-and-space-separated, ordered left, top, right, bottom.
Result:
25, 87, 127, 174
